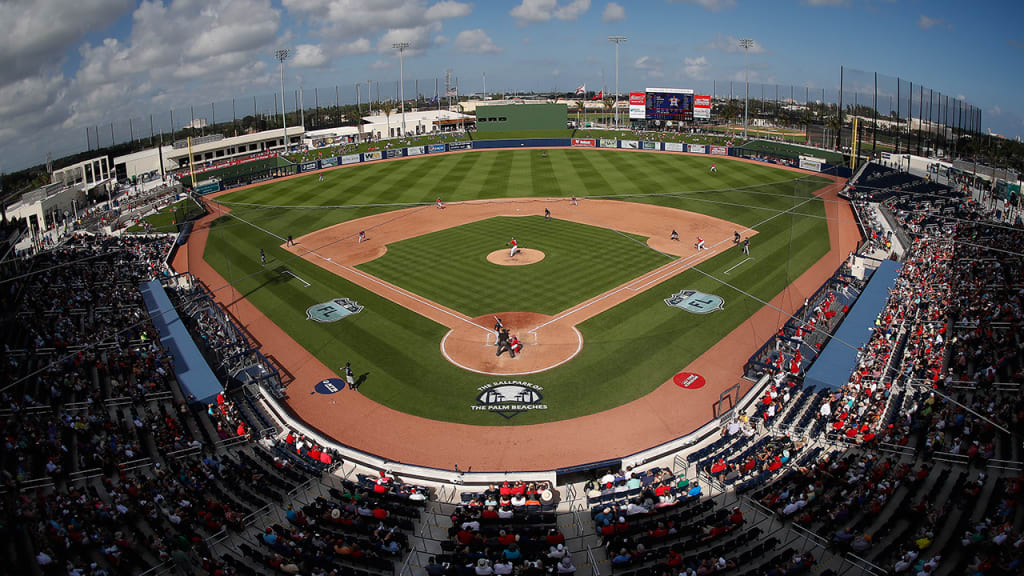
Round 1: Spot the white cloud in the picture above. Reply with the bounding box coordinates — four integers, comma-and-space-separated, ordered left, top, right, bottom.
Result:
337, 37, 372, 56
435, 35, 450, 44
376, 22, 442, 55
668, 0, 735, 12
510, 0, 590, 24
918, 14, 943, 29
703, 34, 765, 54
369, 59, 392, 70
424, 0, 472, 19
0, 0, 135, 86
291, 44, 328, 68
454, 29, 502, 54
554, 0, 590, 20
602, 2, 625, 22
683, 56, 710, 79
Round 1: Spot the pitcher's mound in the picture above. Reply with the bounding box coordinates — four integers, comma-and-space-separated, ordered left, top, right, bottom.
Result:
487, 248, 545, 266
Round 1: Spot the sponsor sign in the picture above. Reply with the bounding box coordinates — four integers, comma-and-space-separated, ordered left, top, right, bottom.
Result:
880, 152, 892, 161
664, 142, 684, 152
799, 156, 824, 173
688, 144, 706, 154
599, 138, 618, 149
710, 145, 729, 156
385, 149, 401, 159
195, 181, 221, 195
673, 372, 706, 390
428, 143, 446, 153
571, 138, 595, 148
448, 141, 472, 151
621, 140, 639, 149
314, 378, 346, 394
665, 290, 725, 314
472, 380, 547, 419
406, 145, 426, 156
363, 151, 383, 161
629, 91, 646, 120
299, 161, 319, 172
341, 154, 360, 165
306, 298, 364, 323
643, 141, 658, 151
320, 157, 339, 168
693, 94, 712, 120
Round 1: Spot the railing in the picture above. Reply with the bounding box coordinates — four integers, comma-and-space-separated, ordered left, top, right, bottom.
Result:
672, 453, 688, 476
840, 552, 887, 576
931, 451, 970, 465
587, 545, 601, 576
985, 459, 1023, 472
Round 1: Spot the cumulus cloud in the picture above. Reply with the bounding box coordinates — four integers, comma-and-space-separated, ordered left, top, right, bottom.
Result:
424, 0, 472, 19
376, 22, 442, 55
918, 14, 943, 29
683, 56, 710, 79
454, 29, 502, 54
510, 0, 591, 24
668, 0, 735, 12
602, 2, 625, 22
291, 44, 328, 67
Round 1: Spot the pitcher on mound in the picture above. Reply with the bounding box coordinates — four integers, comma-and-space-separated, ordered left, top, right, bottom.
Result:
507, 237, 520, 257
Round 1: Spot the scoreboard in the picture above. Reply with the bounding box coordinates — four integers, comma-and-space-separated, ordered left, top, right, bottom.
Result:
644, 88, 694, 121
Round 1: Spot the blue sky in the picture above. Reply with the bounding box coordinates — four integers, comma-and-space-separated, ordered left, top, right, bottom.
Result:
1, 0, 1021, 173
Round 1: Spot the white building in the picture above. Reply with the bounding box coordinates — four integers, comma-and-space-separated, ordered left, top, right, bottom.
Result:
6, 183, 87, 247
359, 109, 474, 139
114, 146, 174, 182
52, 156, 113, 190
164, 126, 305, 169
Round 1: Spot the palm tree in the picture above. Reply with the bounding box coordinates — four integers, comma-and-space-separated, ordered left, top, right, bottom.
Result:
383, 106, 392, 138
604, 98, 615, 127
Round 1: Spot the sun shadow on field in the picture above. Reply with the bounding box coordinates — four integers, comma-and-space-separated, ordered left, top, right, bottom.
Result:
353, 373, 369, 391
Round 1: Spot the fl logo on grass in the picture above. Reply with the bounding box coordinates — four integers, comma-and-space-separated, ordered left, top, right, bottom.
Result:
665, 290, 724, 314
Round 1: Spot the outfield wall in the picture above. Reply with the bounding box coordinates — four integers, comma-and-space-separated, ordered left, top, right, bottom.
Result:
200, 138, 852, 193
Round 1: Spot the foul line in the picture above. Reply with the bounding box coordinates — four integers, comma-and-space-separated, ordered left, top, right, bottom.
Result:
724, 258, 753, 275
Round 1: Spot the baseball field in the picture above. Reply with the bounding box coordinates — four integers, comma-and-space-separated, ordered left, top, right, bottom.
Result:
196, 148, 836, 431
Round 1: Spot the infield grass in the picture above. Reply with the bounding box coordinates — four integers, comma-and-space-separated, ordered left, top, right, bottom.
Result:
203, 149, 832, 425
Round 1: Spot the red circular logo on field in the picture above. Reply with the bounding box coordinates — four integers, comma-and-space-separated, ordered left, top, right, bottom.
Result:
673, 372, 706, 389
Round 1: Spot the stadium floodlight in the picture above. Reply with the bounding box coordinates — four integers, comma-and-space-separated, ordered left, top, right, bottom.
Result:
276, 49, 290, 151
739, 38, 754, 139
608, 36, 627, 129
393, 42, 410, 137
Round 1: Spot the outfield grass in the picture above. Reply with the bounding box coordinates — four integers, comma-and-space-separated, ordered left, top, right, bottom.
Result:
204, 149, 830, 425
359, 216, 666, 316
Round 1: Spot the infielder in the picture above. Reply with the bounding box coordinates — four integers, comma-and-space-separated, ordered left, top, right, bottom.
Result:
569, 196, 579, 206
358, 230, 366, 244
435, 197, 445, 210
507, 237, 520, 257
343, 362, 356, 390
670, 229, 679, 241
695, 236, 706, 251
742, 237, 750, 255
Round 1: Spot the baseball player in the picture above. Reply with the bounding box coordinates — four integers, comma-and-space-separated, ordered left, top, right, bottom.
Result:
733, 231, 741, 245
493, 316, 503, 346
569, 195, 579, 206
318, 173, 325, 182
742, 237, 750, 255
510, 335, 523, 358
507, 237, 520, 258
260, 248, 266, 266
544, 208, 551, 221
710, 163, 717, 173
435, 197, 445, 210
695, 236, 706, 251
670, 229, 679, 241
343, 362, 356, 390
358, 230, 366, 244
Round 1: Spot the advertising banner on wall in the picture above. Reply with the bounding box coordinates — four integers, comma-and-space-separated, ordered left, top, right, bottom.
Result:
710, 145, 729, 156
428, 144, 446, 153
629, 92, 646, 120
448, 141, 472, 151
407, 146, 425, 156
621, 140, 639, 149
385, 149, 401, 159
299, 161, 319, 172
688, 144, 706, 154
664, 142, 684, 152
363, 151, 383, 161
643, 141, 658, 150
799, 156, 824, 172
693, 95, 712, 120
341, 154, 360, 165
571, 138, 595, 148
320, 157, 339, 168
599, 139, 617, 148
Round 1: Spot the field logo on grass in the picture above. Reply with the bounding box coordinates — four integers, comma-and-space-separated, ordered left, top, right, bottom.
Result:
473, 381, 547, 419
314, 378, 346, 394
665, 290, 724, 314
306, 298, 363, 322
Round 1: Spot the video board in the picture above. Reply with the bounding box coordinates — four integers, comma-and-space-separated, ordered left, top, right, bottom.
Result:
645, 88, 694, 121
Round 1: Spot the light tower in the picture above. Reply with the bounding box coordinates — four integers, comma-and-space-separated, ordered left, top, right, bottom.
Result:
739, 38, 754, 139
393, 42, 410, 136
275, 48, 290, 150
608, 36, 627, 129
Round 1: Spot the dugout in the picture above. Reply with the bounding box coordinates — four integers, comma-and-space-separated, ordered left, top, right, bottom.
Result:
475, 103, 567, 132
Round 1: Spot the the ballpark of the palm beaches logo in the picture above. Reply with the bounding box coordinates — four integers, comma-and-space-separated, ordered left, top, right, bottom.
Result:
665, 290, 725, 314
306, 298, 363, 323
473, 381, 547, 419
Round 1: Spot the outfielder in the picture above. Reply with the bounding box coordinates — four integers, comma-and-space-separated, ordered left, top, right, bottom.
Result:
507, 237, 520, 257
710, 163, 717, 173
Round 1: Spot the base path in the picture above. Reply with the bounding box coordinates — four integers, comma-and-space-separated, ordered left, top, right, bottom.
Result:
176, 152, 858, 471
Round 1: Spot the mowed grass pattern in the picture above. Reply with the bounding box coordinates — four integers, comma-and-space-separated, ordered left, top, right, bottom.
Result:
204, 150, 831, 425
359, 216, 666, 316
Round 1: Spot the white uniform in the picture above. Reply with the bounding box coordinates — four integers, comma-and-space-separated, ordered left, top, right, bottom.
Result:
696, 236, 706, 250
509, 239, 519, 257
